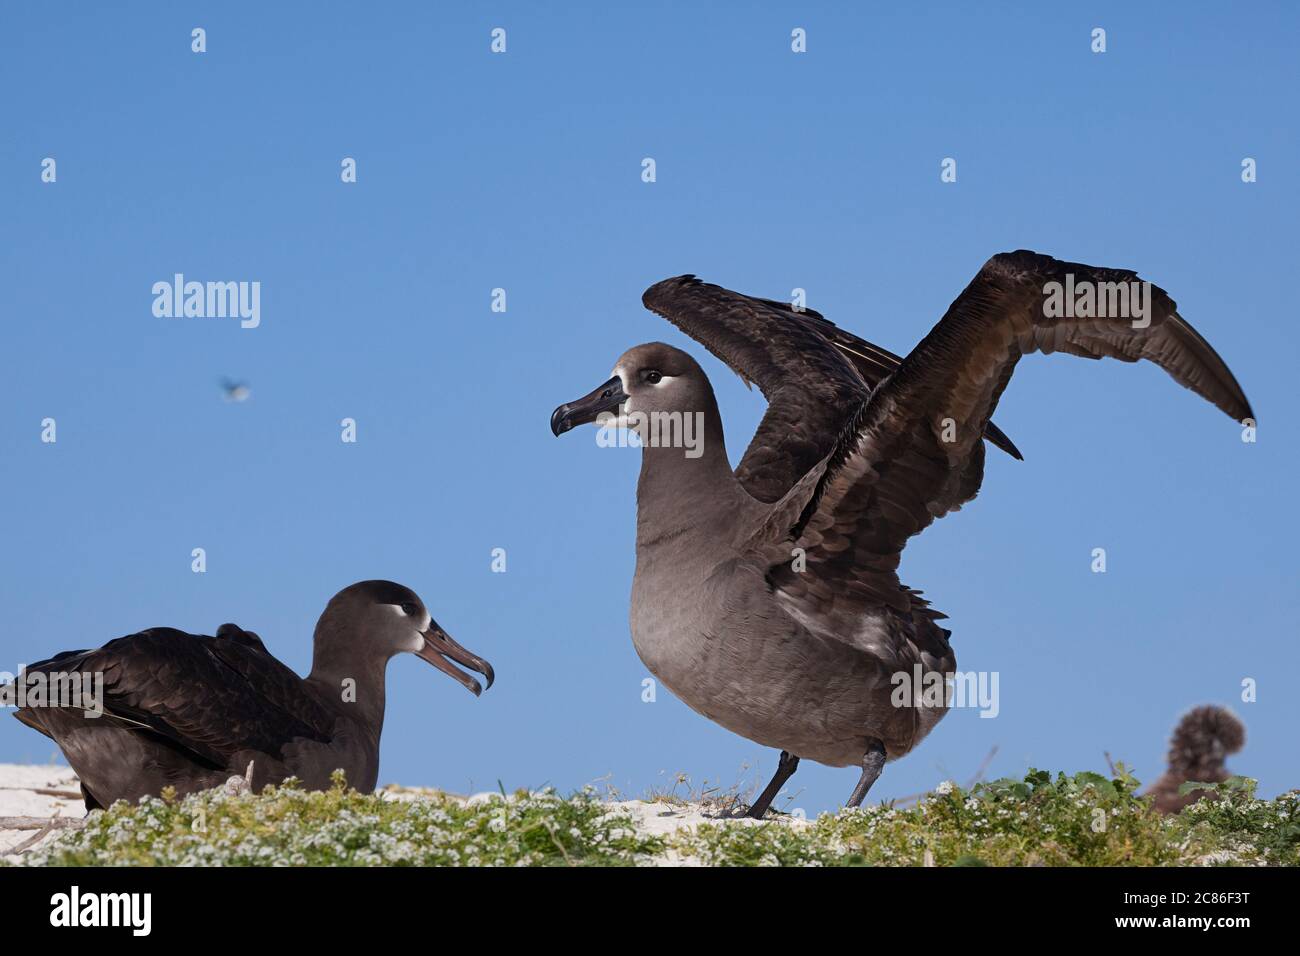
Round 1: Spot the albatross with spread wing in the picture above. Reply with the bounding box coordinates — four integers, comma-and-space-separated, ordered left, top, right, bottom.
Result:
551, 250, 1252, 817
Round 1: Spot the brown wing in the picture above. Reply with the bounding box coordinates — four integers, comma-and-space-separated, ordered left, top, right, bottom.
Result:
643, 275, 1021, 503
795, 309, 1023, 459
21, 628, 336, 767
769, 250, 1253, 624
643, 275, 869, 502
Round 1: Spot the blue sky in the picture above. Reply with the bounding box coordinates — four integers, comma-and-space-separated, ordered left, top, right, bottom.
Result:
1, 2, 1295, 813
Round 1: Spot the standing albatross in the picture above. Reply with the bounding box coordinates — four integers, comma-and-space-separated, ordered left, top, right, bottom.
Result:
550, 250, 1252, 817
9, 580, 494, 808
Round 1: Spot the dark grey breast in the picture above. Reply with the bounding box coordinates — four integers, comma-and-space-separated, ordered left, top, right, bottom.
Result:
767, 250, 1254, 622
642, 275, 1022, 503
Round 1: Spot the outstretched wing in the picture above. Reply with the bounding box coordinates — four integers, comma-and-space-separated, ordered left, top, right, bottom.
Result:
768, 250, 1253, 626
643, 276, 869, 502
20, 628, 336, 767
795, 308, 1024, 460
642, 275, 1023, 502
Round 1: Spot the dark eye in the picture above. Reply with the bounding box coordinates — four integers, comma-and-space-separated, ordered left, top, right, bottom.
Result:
644, 370, 663, 384
400, 603, 418, 616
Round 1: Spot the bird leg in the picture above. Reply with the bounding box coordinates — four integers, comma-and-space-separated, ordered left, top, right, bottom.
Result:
845, 739, 887, 808
746, 751, 800, 819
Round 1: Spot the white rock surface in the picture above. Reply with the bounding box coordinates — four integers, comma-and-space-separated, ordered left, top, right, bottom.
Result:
0, 763, 87, 858
606, 798, 809, 838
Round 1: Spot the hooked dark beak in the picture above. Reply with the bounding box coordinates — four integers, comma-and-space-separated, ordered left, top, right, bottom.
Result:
550, 375, 628, 436
416, 622, 494, 697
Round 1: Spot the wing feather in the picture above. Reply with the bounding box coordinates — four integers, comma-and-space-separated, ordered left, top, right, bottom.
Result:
643, 274, 1023, 502
767, 250, 1252, 627
21, 628, 335, 767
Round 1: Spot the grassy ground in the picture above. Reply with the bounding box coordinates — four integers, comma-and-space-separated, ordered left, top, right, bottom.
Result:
13, 768, 1298, 867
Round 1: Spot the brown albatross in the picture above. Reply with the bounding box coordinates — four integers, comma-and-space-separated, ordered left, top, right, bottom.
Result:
1146, 705, 1246, 814
550, 250, 1253, 817
11, 580, 493, 808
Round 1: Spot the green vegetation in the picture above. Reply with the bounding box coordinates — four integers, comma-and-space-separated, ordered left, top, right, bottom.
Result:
680, 769, 1297, 866
15, 768, 1297, 867
19, 773, 661, 867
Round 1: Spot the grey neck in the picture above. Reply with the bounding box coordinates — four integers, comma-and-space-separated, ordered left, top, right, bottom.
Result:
634, 401, 751, 549
306, 645, 388, 741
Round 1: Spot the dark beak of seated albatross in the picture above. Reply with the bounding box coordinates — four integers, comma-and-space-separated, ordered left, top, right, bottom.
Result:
416, 623, 495, 697
550, 375, 628, 436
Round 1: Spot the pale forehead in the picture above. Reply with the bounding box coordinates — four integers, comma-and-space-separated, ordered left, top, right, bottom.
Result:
614, 346, 676, 379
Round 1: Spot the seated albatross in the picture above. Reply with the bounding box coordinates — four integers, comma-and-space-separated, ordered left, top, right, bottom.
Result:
10, 580, 494, 807
550, 250, 1252, 817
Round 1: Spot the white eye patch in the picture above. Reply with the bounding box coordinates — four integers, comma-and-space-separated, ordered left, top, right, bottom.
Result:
382, 603, 432, 633
611, 365, 674, 389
